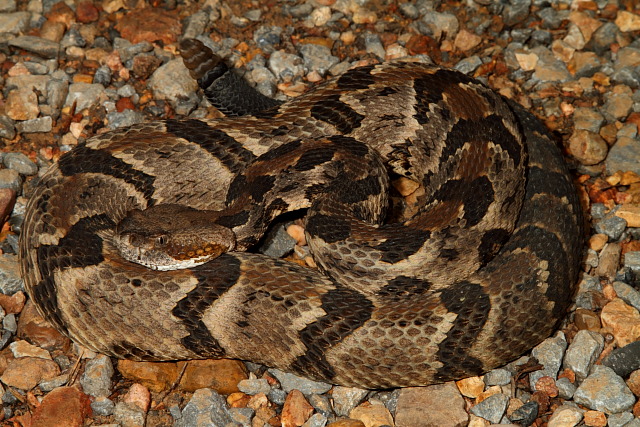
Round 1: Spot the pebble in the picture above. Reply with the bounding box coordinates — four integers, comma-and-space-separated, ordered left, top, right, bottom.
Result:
0, 357, 60, 390
556, 377, 577, 400
148, 59, 199, 110
31, 386, 91, 427
349, 400, 394, 427
608, 411, 635, 427
0, 255, 24, 294
65, 82, 107, 111
282, 389, 314, 426
613, 281, 640, 311
600, 298, 640, 348
510, 401, 538, 426
270, 369, 332, 395
606, 136, 640, 175
483, 369, 511, 386
91, 396, 116, 416
470, 393, 509, 424
331, 386, 368, 416
562, 330, 604, 381
237, 378, 271, 395
573, 365, 636, 414
5, 88, 39, 121
594, 214, 627, 241
0, 11, 30, 34
0, 116, 16, 140
421, 11, 459, 40
114, 402, 146, 427
530, 332, 567, 390
298, 44, 339, 76
175, 388, 236, 427
80, 354, 114, 398
395, 384, 468, 427
8, 35, 60, 58
15, 116, 53, 134
547, 404, 583, 427
364, 33, 385, 60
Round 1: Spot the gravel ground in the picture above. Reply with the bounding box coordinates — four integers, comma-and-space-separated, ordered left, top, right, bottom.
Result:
2, 0, 640, 426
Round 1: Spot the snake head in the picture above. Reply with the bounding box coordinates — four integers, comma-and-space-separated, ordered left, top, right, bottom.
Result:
113, 204, 236, 271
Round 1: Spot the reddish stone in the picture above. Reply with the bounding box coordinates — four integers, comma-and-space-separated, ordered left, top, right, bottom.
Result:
115, 9, 181, 45
31, 387, 91, 427
16, 300, 70, 352
116, 97, 135, 112
76, 1, 99, 24
0, 290, 25, 314
46, 2, 75, 29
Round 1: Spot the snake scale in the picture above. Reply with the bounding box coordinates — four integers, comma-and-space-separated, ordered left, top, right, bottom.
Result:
19, 39, 583, 389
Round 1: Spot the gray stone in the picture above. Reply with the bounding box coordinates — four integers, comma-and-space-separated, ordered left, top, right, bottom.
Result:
594, 215, 627, 241
555, 377, 576, 399
253, 25, 281, 53
106, 110, 145, 130
421, 11, 459, 39
302, 413, 328, 427
269, 369, 332, 395
237, 378, 271, 395
607, 136, 640, 175
183, 10, 209, 40
80, 355, 114, 398
244, 9, 261, 21
65, 83, 107, 111
0, 170, 22, 194
613, 281, 640, 311
15, 117, 53, 134
46, 78, 69, 114
573, 365, 636, 414
287, 3, 313, 18
531, 46, 571, 83
9, 36, 59, 58
469, 393, 509, 424
510, 401, 538, 426
0, 116, 16, 140
91, 397, 115, 416
149, 59, 199, 108
536, 7, 565, 30
4, 152, 38, 176
23, 60, 49, 75
268, 51, 305, 82
308, 393, 333, 418
0, 254, 23, 294
93, 65, 112, 86
531, 29, 553, 46
175, 388, 236, 427
563, 330, 605, 381
364, 33, 385, 60
612, 66, 640, 89
38, 374, 67, 392
573, 107, 604, 133
60, 28, 85, 49
454, 56, 483, 74
0, 11, 30, 34
603, 86, 633, 122
0, 0, 17, 12
228, 407, 253, 426
399, 2, 419, 19
624, 251, 640, 270
502, 0, 531, 27
267, 387, 286, 405
483, 368, 511, 386
259, 224, 296, 258
331, 386, 368, 417
530, 332, 567, 390
608, 412, 635, 427
590, 22, 619, 55
6, 74, 49, 94
113, 402, 145, 427
615, 47, 640, 70
3, 314, 17, 334
298, 44, 339, 76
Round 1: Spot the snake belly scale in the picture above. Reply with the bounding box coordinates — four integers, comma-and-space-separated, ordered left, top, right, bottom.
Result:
19, 40, 583, 389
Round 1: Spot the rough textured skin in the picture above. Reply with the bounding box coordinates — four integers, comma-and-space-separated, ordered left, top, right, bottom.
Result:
19, 40, 584, 389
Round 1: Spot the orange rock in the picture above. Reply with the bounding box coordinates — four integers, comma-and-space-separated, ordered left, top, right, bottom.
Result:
601, 298, 640, 347
0, 357, 60, 390
281, 390, 313, 427
0, 189, 16, 225
583, 410, 607, 427
0, 290, 25, 314
455, 376, 485, 398
76, 1, 99, 24
535, 376, 559, 398
116, 97, 135, 112
626, 370, 640, 397
349, 401, 394, 427
115, 9, 181, 45
46, 2, 75, 29
326, 420, 366, 427
16, 300, 70, 352
118, 359, 247, 394
31, 387, 91, 427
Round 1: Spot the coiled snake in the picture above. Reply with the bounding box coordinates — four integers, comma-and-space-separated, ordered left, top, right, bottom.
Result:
19, 40, 583, 388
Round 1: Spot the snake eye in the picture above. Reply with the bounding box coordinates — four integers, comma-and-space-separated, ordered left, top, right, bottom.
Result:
157, 235, 168, 245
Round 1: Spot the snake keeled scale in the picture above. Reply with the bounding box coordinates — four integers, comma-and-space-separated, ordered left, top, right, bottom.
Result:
19, 39, 583, 389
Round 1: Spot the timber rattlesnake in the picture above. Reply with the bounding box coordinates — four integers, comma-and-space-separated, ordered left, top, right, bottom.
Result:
19, 39, 583, 389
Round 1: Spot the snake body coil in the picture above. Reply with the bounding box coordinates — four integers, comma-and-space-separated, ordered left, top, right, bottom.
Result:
19, 40, 583, 388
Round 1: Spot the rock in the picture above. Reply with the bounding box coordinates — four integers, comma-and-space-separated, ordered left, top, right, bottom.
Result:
563, 330, 605, 381
303, 413, 329, 427
547, 404, 583, 427
3, 153, 38, 176
609, 412, 635, 427
80, 355, 114, 398
616, 10, 640, 32
65, 83, 107, 111
15, 117, 53, 134
31, 386, 91, 427
530, 332, 567, 390
456, 376, 485, 398
602, 341, 640, 377
10, 340, 51, 359
281, 389, 314, 427
532, 46, 571, 82
91, 396, 115, 416
556, 377, 577, 400
114, 402, 145, 427
421, 11, 459, 39
269, 50, 305, 82
16, 300, 70, 351
613, 281, 640, 311
510, 401, 538, 426
118, 359, 247, 394
573, 108, 604, 133
106, 110, 145, 130
0, 116, 16, 140
5, 88, 39, 121
484, 369, 512, 386
123, 383, 150, 412
603, 85, 633, 122
454, 29, 482, 51
270, 369, 332, 395
601, 298, 640, 348
568, 130, 608, 166
9, 36, 60, 58
332, 386, 369, 417
237, 378, 271, 395
0, 11, 31, 34
469, 393, 509, 424
615, 205, 640, 228
114, 8, 181, 44
175, 388, 235, 427
149, 58, 199, 107
607, 137, 640, 175
573, 365, 636, 414
595, 242, 622, 279
349, 400, 394, 427
298, 44, 339, 76
364, 33, 386, 60
502, 0, 531, 27
0, 356, 60, 390
0, 255, 24, 294
395, 383, 468, 427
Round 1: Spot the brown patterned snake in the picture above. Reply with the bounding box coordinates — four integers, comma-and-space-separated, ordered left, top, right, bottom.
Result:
19, 39, 583, 388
